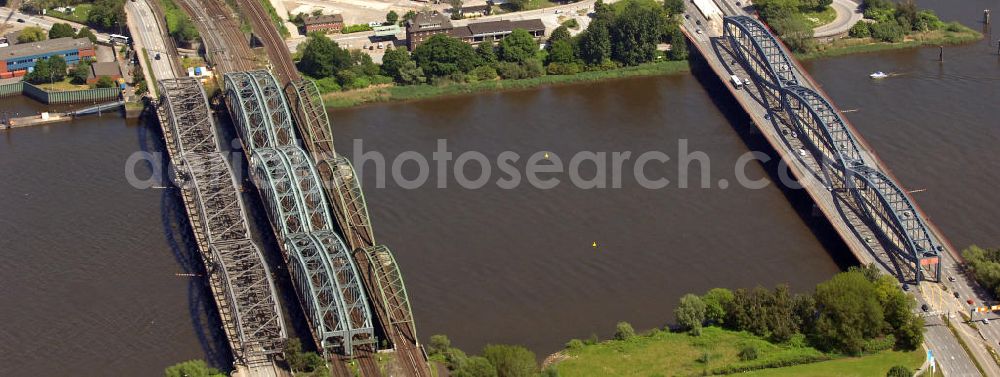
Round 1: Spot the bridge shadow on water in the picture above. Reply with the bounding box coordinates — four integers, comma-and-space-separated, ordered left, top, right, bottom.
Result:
137, 109, 234, 371
685, 43, 857, 271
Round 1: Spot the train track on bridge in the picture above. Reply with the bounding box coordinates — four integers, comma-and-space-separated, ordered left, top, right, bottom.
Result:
175, 0, 257, 74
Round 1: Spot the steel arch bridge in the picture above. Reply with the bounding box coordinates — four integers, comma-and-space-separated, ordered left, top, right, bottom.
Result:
722, 16, 941, 282
286, 231, 375, 355
158, 78, 287, 366
288, 79, 336, 157
285, 79, 419, 348
223, 70, 398, 356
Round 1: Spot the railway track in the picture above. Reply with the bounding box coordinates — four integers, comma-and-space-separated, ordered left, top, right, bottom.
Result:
236, 0, 299, 84
176, 0, 257, 74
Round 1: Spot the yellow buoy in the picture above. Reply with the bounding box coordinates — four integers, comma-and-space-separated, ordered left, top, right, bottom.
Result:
544, 152, 550, 159
592, 241, 597, 248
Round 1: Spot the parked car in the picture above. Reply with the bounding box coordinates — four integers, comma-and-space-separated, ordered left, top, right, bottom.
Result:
954, 292, 960, 298
921, 304, 929, 312
16, 18, 24, 23
155, 53, 161, 60
949, 276, 957, 282
902, 284, 910, 291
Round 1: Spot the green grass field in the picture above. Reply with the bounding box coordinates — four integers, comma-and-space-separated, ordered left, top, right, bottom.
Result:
46, 4, 93, 24
743, 350, 925, 377
550, 327, 927, 377
552, 327, 829, 377
799, 23, 982, 60
802, 6, 837, 28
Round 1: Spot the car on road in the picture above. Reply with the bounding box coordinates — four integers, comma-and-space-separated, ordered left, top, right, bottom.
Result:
798, 149, 807, 157
902, 284, 910, 291
554, 9, 563, 14
955, 292, 961, 298
949, 276, 956, 282
696, 29, 703, 34
16, 18, 24, 23
921, 304, 929, 311
155, 53, 161, 60
968, 299, 975, 305
696, 20, 702, 26
984, 318, 990, 324
685, 14, 690, 19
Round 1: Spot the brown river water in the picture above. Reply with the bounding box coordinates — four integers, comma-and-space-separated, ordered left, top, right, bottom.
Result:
1, 0, 997, 374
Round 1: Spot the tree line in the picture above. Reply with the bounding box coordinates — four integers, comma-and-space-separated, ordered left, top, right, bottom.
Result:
426, 334, 554, 377
673, 265, 924, 356
294, 0, 690, 93
848, 0, 949, 42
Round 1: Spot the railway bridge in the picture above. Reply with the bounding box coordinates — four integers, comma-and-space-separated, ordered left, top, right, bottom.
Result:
224, 70, 376, 357
157, 77, 288, 376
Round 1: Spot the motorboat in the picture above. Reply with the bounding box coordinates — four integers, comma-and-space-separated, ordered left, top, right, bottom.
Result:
870, 71, 888, 79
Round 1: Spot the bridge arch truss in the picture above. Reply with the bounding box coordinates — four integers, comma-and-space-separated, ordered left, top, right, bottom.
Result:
721, 16, 941, 282
158, 78, 287, 366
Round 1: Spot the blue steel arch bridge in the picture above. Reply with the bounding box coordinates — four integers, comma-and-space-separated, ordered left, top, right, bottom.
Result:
223, 70, 377, 358
222, 70, 428, 376
682, 13, 945, 284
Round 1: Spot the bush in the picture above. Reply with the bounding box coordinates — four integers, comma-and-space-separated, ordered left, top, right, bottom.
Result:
496, 61, 527, 79
313, 77, 341, 93
482, 344, 538, 377
738, 345, 759, 361
471, 65, 498, 81
164, 360, 225, 377
565, 339, 585, 350
342, 24, 373, 33
862, 334, 895, 353
561, 18, 579, 29
849, 22, 871, 38
546, 62, 580, 75
886, 365, 912, 377
870, 20, 905, 42
944, 21, 965, 32
614, 321, 636, 341
454, 356, 496, 377
429, 334, 452, 356
95, 76, 115, 88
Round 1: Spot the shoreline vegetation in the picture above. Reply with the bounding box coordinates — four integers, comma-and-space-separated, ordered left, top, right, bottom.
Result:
321, 25, 980, 109
414, 265, 928, 377
304, 0, 982, 110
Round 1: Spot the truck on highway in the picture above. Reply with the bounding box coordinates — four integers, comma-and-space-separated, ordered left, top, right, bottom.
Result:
730, 74, 744, 89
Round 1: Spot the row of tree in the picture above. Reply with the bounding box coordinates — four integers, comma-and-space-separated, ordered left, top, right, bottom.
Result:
294, 0, 690, 92
427, 335, 552, 377
849, 0, 947, 42
963, 246, 1000, 298
674, 265, 924, 356
753, 0, 830, 53
17, 23, 97, 43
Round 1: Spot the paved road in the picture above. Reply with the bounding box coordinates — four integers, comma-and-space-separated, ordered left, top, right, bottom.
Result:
125, 0, 178, 86
0, 7, 111, 43
814, 0, 863, 38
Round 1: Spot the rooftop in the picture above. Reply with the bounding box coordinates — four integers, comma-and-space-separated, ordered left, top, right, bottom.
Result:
451, 19, 545, 38
0, 37, 93, 59
303, 14, 344, 25
89, 62, 121, 78
406, 11, 453, 33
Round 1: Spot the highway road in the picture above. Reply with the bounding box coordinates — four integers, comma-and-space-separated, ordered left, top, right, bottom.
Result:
125, 0, 179, 84
813, 0, 863, 39
0, 7, 111, 43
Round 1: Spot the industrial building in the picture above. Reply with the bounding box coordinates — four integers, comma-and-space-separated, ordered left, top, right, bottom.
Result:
0, 37, 95, 77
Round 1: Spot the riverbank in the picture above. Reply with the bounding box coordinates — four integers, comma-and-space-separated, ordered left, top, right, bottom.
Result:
321, 60, 690, 108
798, 24, 982, 60
320, 23, 981, 109
544, 326, 925, 376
